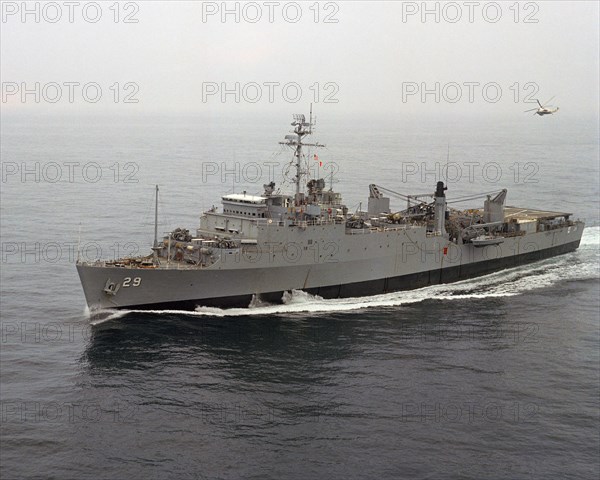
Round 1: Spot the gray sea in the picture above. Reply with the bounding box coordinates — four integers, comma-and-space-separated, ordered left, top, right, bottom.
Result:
1, 111, 599, 479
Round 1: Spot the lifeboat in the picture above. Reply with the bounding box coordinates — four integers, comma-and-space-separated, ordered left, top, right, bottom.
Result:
472, 235, 505, 247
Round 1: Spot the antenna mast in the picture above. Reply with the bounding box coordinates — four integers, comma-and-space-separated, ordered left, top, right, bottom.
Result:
76, 222, 82, 263
153, 185, 159, 263
279, 105, 325, 206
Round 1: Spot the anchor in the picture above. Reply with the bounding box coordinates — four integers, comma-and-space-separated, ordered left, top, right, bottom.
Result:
103, 278, 120, 296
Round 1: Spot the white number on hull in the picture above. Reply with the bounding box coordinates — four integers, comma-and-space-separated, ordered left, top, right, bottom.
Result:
122, 277, 141, 287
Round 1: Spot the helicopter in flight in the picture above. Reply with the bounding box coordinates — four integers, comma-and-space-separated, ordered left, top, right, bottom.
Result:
524, 96, 559, 116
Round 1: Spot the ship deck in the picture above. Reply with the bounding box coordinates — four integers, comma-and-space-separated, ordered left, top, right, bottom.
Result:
79, 259, 205, 270
501, 206, 572, 221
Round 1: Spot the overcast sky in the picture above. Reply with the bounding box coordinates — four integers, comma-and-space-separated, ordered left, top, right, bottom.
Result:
1, 1, 598, 118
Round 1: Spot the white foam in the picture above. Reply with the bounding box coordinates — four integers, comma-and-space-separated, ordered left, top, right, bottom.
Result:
89, 308, 134, 325
580, 224, 600, 247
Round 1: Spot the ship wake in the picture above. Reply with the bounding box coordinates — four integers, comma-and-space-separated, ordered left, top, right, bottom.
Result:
86, 307, 134, 326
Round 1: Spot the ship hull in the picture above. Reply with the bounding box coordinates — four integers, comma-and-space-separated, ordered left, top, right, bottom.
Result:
76, 223, 584, 313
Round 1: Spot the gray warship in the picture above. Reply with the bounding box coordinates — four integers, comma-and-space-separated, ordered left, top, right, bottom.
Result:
77, 112, 584, 312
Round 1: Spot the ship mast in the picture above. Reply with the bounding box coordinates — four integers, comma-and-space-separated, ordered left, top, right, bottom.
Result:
152, 184, 159, 263
279, 105, 325, 206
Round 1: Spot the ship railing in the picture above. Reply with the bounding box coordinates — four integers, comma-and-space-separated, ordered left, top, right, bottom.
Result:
256, 218, 341, 227
158, 261, 201, 270
502, 230, 527, 238
157, 259, 219, 270
304, 218, 342, 227
381, 225, 413, 232
346, 224, 417, 235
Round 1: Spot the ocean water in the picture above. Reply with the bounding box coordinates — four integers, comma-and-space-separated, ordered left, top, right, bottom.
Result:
1, 111, 599, 479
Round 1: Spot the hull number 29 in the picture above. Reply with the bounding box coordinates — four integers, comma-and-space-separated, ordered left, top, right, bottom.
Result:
122, 277, 142, 287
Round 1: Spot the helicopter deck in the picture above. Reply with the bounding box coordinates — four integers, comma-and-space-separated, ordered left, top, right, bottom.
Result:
502, 206, 572, 221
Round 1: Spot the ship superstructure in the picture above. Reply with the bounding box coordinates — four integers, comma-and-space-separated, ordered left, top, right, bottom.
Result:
77, 112, 584, 312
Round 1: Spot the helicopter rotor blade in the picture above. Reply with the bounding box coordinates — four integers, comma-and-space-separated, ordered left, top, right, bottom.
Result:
536, 99, 543, 108
543, 95, 556, 106
524, 108, 538, 112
